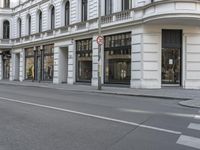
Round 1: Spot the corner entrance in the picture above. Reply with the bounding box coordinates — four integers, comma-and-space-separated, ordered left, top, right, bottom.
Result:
162, 30, 182, 85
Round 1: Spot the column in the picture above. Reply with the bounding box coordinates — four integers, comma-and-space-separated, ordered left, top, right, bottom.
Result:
19, 49, 25, 81
130, 28, 143, 88
53, 46, 68, 84
0, 55, 3, 80
9, 52, 14, 81
53, 46, 59, 84
67, 43, 75, 85
131, 26, 161, 89
91, 35, 99, 86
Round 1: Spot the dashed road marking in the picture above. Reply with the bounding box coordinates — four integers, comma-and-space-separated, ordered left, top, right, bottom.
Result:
0, 96, 181, 135
188, 123, 200, 131
176, 135, 200, 149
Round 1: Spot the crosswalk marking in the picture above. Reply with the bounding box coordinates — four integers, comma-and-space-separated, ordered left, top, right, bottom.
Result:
176, 135, 200, 149
195, 115, 200, 120
188, 123, 200, 131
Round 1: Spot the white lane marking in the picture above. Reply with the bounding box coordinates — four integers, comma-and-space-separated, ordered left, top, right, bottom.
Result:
176, 135, 200, 149
120, 108, 197, 118
195, 115, 200, 120
188, 123, 200, 131
0, 96, 181, 135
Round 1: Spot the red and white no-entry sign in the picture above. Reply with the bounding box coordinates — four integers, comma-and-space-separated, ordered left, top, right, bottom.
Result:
96, 36, 104, 45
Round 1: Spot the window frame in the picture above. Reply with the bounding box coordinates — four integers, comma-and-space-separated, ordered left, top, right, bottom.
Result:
18, 18, 22, 38
81, 0, 88, 22
4, 0, 10, 8
105, 0, 112, 15
65, 1, 70, 26
50, 6, 55, 30
121, 0, 131, 11
3, 20, 10, 39
38, 10, 42, 33
27, 14, 31, 35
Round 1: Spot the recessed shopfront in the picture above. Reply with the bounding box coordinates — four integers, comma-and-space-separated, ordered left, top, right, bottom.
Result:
25, 44, 54, 81
76, 39, 92, 82
25, 47, 34, 80
104, 33, 131, 84
162, 30, 182, 85
2, 51, 11, 79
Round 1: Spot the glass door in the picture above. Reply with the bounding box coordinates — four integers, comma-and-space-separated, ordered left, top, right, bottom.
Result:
162, 30, 182, 85
3, 58, 10, 79
162, 48, 181, 84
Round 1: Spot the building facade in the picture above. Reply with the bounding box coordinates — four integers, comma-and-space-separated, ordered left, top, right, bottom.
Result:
0, 0, 200, 89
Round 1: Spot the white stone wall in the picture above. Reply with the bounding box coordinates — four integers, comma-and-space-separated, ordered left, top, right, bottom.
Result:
19, 49, 25, 81
91, 35, 99, 86
53, 46, 68, 84
185, 34, 200, 89
131, 25, 143, 88
130, 25, 160, 89
67, 43, 76, 84
136, 24, 200, 89
10, 49, 22, 81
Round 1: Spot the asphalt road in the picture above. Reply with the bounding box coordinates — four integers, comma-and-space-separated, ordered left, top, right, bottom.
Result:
0, 84, 199, 150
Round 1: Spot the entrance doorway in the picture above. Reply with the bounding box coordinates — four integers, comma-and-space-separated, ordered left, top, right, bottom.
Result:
60, 47, 68, 83
2, 51, 11, 79
104, 33, 131, 84
162, 30, 182, 85
14, 53, 20, 80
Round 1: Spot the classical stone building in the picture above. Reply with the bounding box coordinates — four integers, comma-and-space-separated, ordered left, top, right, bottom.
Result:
0, 0, 200, 89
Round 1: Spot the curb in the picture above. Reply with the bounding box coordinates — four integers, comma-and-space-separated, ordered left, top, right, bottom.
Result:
94, 91, 190, 101
179, 100, 200, 109
0, 82, 191, 101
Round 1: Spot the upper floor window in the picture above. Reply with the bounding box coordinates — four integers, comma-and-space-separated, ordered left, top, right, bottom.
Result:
65, 1, 70, 26
27, 14, 31, 35
3, 20, 10, 39
18, 18, 22, 38
4, 0, 10, 8
38, 10, 42, 32
50, 6, 55, 29
105, 0, 112, 15
122, 0, 131, 11
81, 0, 88, 22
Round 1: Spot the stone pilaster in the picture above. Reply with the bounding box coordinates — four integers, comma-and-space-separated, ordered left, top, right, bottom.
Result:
0, 55, 3, 80
91, 35, 99, 86
67, 43, 75, 85
19, 49, 25, 81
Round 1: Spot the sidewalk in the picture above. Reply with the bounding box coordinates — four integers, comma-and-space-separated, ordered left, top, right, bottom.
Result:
0, 80, 199, 108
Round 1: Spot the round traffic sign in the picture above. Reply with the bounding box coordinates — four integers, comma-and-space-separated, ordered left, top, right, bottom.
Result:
96, 36, 104, 45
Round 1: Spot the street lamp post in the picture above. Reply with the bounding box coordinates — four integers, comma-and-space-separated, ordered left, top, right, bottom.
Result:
97, 0, 102, 90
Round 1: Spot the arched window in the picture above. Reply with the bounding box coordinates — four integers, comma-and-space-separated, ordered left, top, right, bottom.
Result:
81, 0, 87, 22
18, 18, 22, 38
105, 0, 112, 15
38, 10, 42, 32
50, 6, 55, 29
27, 14, 31, 35
65, 1, 70, 26
4, 0, 10, 8
3, 20, 10, 39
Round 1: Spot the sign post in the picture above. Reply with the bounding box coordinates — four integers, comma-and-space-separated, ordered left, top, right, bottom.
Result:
97, 0, 102, 90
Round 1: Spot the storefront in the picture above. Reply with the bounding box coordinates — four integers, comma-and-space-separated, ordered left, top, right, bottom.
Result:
104, 33, 131, 84
76, 39, 92, 82
43, 44, 54, 81
25, 44, 54, 81
162, 30, 182, 86
25, 47, 34, 80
